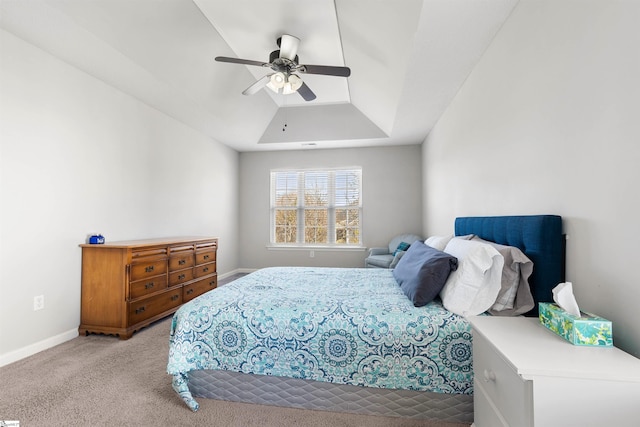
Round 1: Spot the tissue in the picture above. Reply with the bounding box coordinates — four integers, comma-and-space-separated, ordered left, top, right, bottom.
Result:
541, 282, 613, 346
552, 282, 581, 317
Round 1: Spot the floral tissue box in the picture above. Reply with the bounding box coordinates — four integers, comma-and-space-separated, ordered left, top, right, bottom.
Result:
539, 302, 613, 346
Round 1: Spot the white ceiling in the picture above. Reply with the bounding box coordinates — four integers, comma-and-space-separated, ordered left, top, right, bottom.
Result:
0, 0, 520, 152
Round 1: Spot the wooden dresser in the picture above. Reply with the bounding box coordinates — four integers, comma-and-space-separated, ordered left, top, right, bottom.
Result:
79, 237, 218, 339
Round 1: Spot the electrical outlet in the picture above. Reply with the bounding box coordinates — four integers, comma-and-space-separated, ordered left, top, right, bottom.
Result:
309, 250, 315, 258
34, 295, 44, 311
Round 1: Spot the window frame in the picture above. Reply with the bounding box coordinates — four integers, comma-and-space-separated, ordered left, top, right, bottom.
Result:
270, 167, 363, 248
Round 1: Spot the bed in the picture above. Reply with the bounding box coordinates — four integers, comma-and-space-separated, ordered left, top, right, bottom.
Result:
167, 215, 564, 422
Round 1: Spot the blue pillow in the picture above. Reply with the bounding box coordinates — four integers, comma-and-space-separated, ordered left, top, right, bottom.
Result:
392, 241, 458, 307
393, 241, 411, 256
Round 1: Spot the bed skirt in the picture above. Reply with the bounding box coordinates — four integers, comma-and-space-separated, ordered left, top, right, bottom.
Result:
188, 369, 474, 423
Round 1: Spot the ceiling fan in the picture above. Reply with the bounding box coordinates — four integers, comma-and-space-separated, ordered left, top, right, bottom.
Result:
215, 34, 351, 102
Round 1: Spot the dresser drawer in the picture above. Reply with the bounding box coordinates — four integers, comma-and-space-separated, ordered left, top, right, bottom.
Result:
194, 262, 215, 278
129, 274, 167, 300
474, 378, 508, 427
196, 239, 217, 250
128, 289, 182, 324
130, 259, 167, 281
473, 332, 532, 427
195, 249, 216, 265
132, 247, 167, 259
169, 253, 194, 271
169, 268, 194, 287
183, 275, 217, 302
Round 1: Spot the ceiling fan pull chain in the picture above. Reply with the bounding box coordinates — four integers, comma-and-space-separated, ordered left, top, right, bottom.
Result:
283, 95, 288, 132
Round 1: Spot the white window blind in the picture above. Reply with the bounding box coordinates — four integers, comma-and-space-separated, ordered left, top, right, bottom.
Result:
270, 168, 362, 246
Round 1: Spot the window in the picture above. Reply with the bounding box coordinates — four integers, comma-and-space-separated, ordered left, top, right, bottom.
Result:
271, 168, 362, 246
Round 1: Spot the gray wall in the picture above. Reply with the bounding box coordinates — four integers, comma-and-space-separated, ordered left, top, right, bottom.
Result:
0, 30, 240, 365
239, 145, 423, 268
422, 0, 640, 357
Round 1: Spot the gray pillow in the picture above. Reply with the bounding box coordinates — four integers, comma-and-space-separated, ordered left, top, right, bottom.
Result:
471, 236, 534, 316
393, 241, 458, 307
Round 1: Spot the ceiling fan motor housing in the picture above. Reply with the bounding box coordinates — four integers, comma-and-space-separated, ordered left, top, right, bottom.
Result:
269, 50, 298, 65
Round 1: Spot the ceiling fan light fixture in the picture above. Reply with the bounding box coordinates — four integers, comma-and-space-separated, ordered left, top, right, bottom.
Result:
266, 72, 286, 93
282, 83, 294, 95
283, 74, 303, 95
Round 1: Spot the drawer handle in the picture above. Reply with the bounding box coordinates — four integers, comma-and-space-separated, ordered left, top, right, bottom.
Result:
145, 265, 155, 273
145, 282, 154, 290
203, 267, 209, 273
186, 289, 194, 295
483, 369, 496, 382
204, 255, 210, 260
135, 306, 146, 314
209, 280, 215, 287
171, 294, 179, 301
178, 259, 186, 265
178, 274, 185, 280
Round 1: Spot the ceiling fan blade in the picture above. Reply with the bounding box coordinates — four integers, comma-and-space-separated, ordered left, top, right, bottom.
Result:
215, 56, 269, 67
242, 75, 271, 96
297, 82, 317, 101
279, 34, 300, 61
298, 64, 351, 77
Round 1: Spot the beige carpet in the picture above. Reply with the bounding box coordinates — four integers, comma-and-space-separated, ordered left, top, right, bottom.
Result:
0, 316, 471, 427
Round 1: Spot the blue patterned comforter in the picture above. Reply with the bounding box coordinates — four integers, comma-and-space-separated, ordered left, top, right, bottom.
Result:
167, 267, 474, 411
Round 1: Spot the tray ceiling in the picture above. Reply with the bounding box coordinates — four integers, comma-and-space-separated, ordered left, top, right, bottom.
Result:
0, 0, 519, 151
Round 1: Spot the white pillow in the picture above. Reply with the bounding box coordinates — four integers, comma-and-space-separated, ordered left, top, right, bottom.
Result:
440, 238, 504, 317
424, 235, 453, 251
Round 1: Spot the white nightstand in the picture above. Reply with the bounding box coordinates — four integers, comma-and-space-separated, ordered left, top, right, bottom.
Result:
469, 316, 640, 427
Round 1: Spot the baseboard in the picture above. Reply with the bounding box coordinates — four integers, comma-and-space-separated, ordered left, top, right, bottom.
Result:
1, 269, 257, 368
218, 268, 257, 279
0, 327, 79, 368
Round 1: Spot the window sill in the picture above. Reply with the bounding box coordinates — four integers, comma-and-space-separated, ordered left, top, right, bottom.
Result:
266, 245, 367, 252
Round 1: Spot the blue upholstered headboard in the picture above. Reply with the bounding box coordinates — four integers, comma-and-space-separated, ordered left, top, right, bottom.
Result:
455, 215, 565, 314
